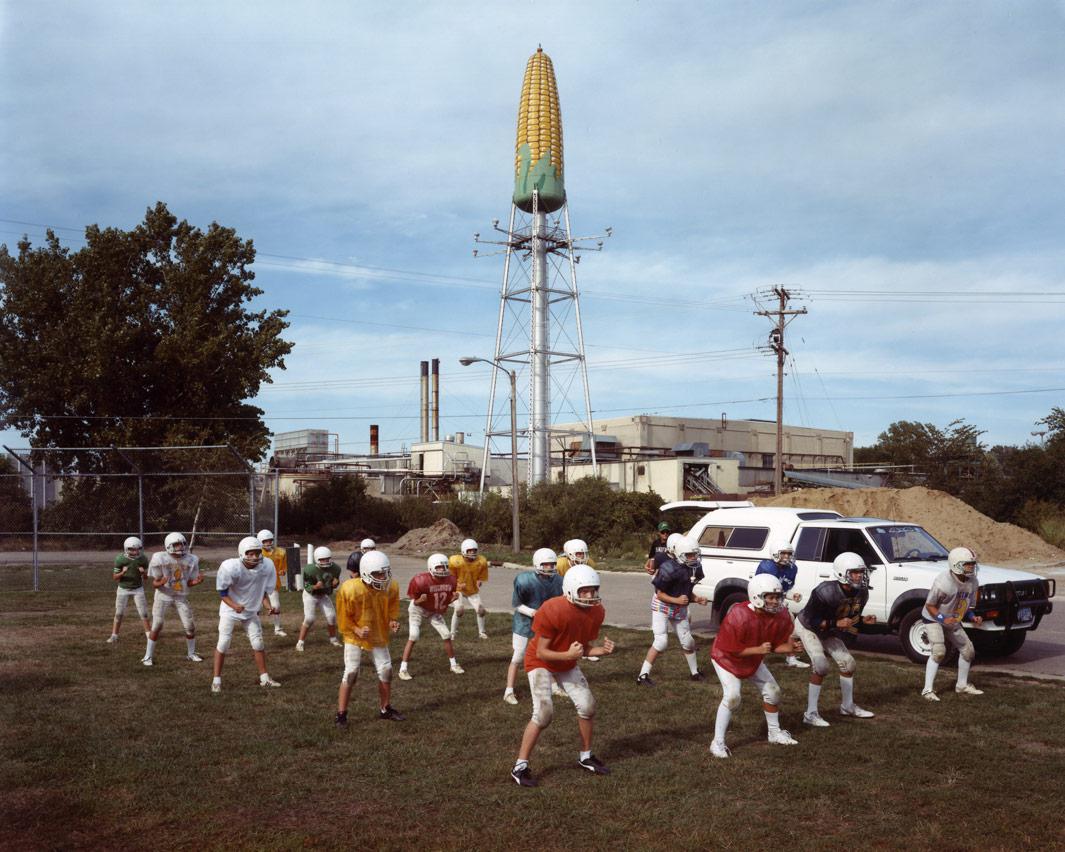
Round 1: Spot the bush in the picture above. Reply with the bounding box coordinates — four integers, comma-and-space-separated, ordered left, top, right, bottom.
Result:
523, 478, 662, 550
1015, 499, 1065, 551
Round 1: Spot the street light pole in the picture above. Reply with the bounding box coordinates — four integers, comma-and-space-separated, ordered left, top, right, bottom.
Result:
460, 357, 521, 553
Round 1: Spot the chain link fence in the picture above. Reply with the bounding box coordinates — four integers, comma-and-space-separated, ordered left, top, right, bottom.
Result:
0, 467, 280, 591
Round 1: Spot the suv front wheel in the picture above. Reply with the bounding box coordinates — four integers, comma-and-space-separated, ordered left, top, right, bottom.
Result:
898, 608, 958, 665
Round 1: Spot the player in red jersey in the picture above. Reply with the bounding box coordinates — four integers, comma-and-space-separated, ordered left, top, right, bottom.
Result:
510, 564, 615, 788
709, 574, 800, 758
399, 553, 463, 679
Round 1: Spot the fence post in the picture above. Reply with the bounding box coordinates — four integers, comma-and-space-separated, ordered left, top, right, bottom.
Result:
138, 474, 144, 543
3, 446, 39, 592
273, 468, 280, 544
248, 473, 256, 535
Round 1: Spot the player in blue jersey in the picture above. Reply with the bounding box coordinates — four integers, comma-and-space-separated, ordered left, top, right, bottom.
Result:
754, 541, 809, 668
504, 548, 564, 705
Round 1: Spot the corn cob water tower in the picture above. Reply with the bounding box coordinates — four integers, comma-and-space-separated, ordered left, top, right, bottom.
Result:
475, 47, 609, 488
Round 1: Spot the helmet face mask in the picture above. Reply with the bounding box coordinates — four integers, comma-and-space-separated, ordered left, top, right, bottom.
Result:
257, 530, 274, 550
461, 538, 478, 560
164, 532, 187, 558
562, 564, 601, 607
948, 546, 978, 578
314, 546, 332, 569
427, 553, 450, 578
238, 536, 263, 568
748, 573, 785, 613
563, 539, 588, 565
833, 552, 869, 589
533, 547, 558, 576
674, 535, 700, 567
123, 536, 143, 558
360, 551, 392, 591
772, 541, 794, 565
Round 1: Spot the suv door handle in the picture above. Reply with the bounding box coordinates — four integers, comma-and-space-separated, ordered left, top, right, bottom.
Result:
818, 573, 830, 578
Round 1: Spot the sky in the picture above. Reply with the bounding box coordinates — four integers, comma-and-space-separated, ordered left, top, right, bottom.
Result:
2, 0, 1064, 463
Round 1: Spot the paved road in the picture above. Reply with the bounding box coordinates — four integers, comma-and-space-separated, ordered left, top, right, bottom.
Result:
4, 549, 1062, 680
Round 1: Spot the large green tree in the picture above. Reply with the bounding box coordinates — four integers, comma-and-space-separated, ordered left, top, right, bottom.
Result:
0, 203, 292, 471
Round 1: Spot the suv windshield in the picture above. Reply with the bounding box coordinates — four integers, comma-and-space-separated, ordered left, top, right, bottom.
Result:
866, 525, 949, 563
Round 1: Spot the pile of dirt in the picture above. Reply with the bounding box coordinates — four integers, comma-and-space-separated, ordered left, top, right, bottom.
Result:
755, 486, 1065, 567
389, 518, 466, 556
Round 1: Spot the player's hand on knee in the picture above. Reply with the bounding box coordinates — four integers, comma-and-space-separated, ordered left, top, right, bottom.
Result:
389, 620, 400, 633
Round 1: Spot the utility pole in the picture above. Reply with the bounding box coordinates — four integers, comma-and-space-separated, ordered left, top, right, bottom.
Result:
755, 287, 807, 496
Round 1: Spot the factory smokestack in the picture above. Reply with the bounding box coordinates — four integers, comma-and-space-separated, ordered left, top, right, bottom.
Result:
420, 361, 429, 443
370, 424, 379, 456
431, 358, 440, 441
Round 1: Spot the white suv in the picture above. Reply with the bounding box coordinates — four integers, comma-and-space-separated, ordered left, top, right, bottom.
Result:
662, 501, 1056, 662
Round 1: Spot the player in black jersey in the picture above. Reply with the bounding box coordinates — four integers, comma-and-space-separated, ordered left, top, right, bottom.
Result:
794, 552, 877, 727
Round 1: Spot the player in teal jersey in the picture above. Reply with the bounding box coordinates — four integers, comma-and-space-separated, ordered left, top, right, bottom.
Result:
504, 548, 564, 705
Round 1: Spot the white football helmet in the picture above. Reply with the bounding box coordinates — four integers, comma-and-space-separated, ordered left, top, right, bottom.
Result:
665, 532, 685, 558
164, 532, 187, 557
123, 536, 143, 558
676, 535, 700, 567
533, 547, 558, 576
748, 574, 784, 613
771, 541, 795, 565
562, 539, 588, 565
257, 529, 275, 549
948, 546, 978, 578
238, 536, 263, 568
360, 550, 391, 591
360, 538, 376, 552
314, 546, 333, 568
427, 553, 450, 578
833, 552, 869, 588
461, 538, 478, 559
562, 564, 601, 607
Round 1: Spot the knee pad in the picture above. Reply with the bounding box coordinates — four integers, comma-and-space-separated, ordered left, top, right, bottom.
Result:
531, 701, 553, 729
325, 615, 337, 627
408, 623, 422, 642
762, 681, 782, 706
837, 653, 856, 676
675, 620, 695, 653
510, 647, 525, 665
151, 618, 164, 634
377, 664, 393, 684
476, 605, 486, 617
453, 604, 466, 617
960, 640, 976, 663
216, 634, 233, 654
574, 693, 596, 720
341, 666, 359, 685
811, 656, 832, 678
249, 630, 265, 653
724, 692, 742, 712
652, 632, 669, 653
931, 642, 947, 664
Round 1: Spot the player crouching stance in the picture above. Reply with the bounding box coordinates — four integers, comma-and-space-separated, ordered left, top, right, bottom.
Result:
450, 538, 489, 639
108, 537, 151, 643
922, 546, 984, 700
399, 553, 462, 680
795, 552, 877, 727
504, 547, 564, 705
258, 529, 288, 637
709, 575, 799, 757
295, 546, 342, 651
212, 537, 281, 693
143, 532, 204, 666
510, 564, 615, 788
335, 551, 404, 726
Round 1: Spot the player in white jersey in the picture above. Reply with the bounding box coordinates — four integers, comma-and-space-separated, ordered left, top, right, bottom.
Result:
142, 532, 204, 666
212, 536, 281, 693
921, 546, 984, 700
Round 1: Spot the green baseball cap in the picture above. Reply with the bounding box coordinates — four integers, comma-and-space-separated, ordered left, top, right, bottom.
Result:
657, 522, 671, 532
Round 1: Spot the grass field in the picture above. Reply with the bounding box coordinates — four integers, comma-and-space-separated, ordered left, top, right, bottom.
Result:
3, 568, 1065, 851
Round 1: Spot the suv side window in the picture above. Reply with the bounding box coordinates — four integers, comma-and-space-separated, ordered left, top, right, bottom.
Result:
699, 526, 734, 547
823, 529, 882, 566
727, 527, 769, 549
794, 527, 826, 561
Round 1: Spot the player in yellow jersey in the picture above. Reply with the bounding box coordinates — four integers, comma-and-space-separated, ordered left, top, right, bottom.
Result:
449, 538, 489, 639
334, 551, 403, 726
258, 529, 288, 637
556, 539, 596, 577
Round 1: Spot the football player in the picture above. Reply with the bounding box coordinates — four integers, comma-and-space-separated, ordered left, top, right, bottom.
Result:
644, 521, 672, 575
921, 546, 984, 700
794, 552, 877, 727
142, 532, 204, 666
107, 536, 151, 643
449, 538, 489, 640
556, 538, 595, 577
510, 564, 615, 788
295, 546, 342, 651
637, 535, 708, 685
211, 536, 280, 693
334, 551, 404, 726
754, 541, 810, 668
258, 529, 288, 637
399, 553, 462, 680
504, 547, 564, 705
346, 538, 376, 578
709, 574, 800, 757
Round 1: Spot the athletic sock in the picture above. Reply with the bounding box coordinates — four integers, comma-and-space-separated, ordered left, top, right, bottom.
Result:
186, 638, 196, 655
504, 687, 515, 695
212, 676, 221, 686
714, 703, 732, 743
476, 613, 486, 634
683, 652, 699, 675
450, 612, 460, 636
449, 657, 458, 667
513, 759, 528, 772
957, 656, 972, 688
579, 750, 591, 762
765, 710, 781, 734
806, 682, 822, 715
400, 661, 408, 672
923, 658, 940, 692
639, 660, 653, 677
109, 633, 118, 641
259, 672, 271, 684
273, 613, 281, 629
145, 638, 156, 658
840, 675, 855, 708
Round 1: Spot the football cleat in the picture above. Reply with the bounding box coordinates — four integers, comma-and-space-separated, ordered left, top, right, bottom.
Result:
767, 729, 798, 746
378, 705, 405, 721
503, 691, 519, 705
578, 754, 610, 775
582, 656, 601, 662
803, 711, 830, 727
922, 689, 941, 702
398, 669, 413, 681
840, 704, 874, 718
141, 657, 154, 667
329, 637, 342, 647
511, 765, 537, 787
478, 632, 489, 640
710, 741, 731, 759
211, 681, 221, 694
450, 663, 465, 675
295, 640, 305, 652
187, 653, 203, 662
636, 673, 654, 687
785, 656, 811, 668
274, 628, 288, 637
334, 712, 348, 729
106, 635, 119, 644
690, 671, 706, 682
259, 676, 281, 688
956, 684, 984, 695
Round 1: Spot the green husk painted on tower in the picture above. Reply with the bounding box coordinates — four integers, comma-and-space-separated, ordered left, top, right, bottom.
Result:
514, 144, 565, 213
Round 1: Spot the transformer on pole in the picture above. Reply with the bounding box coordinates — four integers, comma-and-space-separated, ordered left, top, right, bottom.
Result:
474, 47, 609, 490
